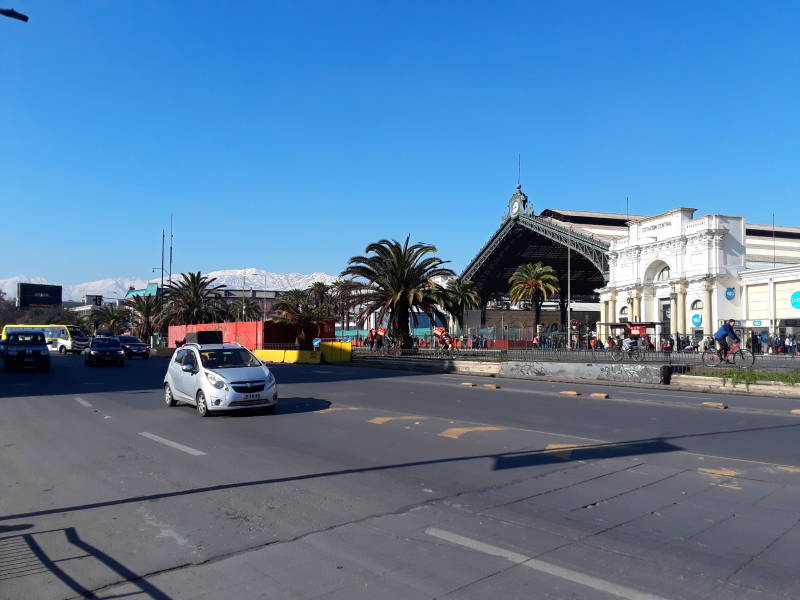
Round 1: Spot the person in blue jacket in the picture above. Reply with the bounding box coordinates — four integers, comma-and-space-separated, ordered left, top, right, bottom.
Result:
713, 319, 740, 362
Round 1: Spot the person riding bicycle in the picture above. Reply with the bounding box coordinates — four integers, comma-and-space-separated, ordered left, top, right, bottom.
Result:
714, 319, 740, 363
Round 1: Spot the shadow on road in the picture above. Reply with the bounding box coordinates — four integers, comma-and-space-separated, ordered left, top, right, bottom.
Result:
0, 527, 171, 598
4, 421, 797, 523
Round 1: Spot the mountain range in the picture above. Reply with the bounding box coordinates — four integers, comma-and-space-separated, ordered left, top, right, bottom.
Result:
0, 269, 339, 301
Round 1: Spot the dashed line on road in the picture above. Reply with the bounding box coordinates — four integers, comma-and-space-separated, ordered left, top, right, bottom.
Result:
74, 397, 92, 408
369, 416, 426, 425
425, 527, 672, 600
699, 467, 740, 478
438, 426, 506, 439
138, 432, 207, 456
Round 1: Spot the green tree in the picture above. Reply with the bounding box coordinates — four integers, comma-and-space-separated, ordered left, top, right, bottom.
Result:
162, 272, 227, 325
227, 296, 262, 322
270, 289, 331, 346
94, 305, 129, 335
508, 262, 559, 334
124, 295, 164, 341
341, 236, 454, 348
440, 278, 481, 331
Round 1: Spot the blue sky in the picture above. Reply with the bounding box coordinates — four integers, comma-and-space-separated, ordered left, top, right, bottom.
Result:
2, 1, 799, 283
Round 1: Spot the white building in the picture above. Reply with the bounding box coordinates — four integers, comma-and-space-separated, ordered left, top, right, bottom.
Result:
597, 208, 800, 341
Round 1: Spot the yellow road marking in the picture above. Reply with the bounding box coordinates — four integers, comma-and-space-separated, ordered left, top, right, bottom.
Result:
317, 407, 360, 413
460, 382, 476, 387
699, 467, 740, 477
544, 443, 579, 459
438, 426, 506, 439
790, 409, 800, 415
718, 483, 743, 490
701, 401, 728, 409
777, 465, 800, 473
560, 391, 580, 396
483, 384, 501, 389
369, 416, 427, 425
590, 393, 609, 399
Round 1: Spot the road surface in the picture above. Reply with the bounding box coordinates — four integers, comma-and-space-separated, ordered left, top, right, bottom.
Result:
1, 356, 799, 599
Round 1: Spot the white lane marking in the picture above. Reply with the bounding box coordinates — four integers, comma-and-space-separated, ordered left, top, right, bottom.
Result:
75, 397, 92, 408
425, 528, 671, 600
138, 432, 207, 456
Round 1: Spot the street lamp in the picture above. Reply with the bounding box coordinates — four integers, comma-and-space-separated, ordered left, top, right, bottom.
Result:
0, 8, 29, 22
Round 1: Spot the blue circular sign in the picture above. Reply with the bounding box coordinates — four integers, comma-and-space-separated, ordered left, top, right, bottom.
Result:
791, 291, 800, 309
725, 288, 736, 301
691, 314, 702, 327
312, 337, 321, 348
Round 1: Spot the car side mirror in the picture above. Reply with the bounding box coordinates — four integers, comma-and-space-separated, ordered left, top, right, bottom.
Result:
181, 363, 195, 373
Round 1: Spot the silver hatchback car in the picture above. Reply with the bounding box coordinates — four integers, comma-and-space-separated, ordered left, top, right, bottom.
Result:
163, 343, 278, 416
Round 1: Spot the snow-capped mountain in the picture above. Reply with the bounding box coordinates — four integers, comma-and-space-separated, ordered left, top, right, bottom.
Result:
0, 270, 339, 301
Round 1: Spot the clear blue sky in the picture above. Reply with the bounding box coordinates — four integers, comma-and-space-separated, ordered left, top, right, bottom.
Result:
3, 1, 799, 283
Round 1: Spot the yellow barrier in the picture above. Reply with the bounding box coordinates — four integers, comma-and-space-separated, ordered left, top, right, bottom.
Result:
320, 341, 352, 363
255, 346, 346, 364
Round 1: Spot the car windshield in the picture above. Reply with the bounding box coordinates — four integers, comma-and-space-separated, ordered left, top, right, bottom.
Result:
68, 326, 88, 339
199, 348, 261, 369
117, 336, 143, 343
92, 338, 121, 348
7, 333, 45, 345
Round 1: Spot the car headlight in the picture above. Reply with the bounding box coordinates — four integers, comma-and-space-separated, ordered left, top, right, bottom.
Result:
90, 350, 98, 355
264, 370, 275, 383
205, 371, 228, 390
117, 350, 125, 355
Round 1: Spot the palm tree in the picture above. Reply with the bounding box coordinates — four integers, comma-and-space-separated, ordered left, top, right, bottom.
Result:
441, 278, 481, 331
508, 262, 559, 335
227, 296, 262, 322
308, 281, 331, 310
271, 289, 331, 346
331, 279, 357, 335
162, 272, 227, 325
124, 295, 164, 341
94, 305, 128, 335
341, 236, 454, 348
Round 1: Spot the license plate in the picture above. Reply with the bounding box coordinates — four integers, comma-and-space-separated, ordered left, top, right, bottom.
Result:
244, 393, 262, 400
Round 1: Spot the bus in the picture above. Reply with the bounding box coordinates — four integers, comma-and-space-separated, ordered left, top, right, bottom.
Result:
1, 324, 90, 354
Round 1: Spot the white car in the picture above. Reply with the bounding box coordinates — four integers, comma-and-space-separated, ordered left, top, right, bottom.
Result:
163, 343, 278, 416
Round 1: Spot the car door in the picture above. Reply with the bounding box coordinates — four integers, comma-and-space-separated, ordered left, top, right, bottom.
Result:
179, 349, 201, 403
170, 349, 191, 399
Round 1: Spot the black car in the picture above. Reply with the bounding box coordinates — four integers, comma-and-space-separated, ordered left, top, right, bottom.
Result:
2, 330, 51, 372
113, 335, 151, 359
85, 337, 126, 366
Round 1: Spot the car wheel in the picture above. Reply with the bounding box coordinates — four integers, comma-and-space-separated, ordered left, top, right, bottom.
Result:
164, 383, 176, 407
58, 346, 66, 355
196, 391, 211, 417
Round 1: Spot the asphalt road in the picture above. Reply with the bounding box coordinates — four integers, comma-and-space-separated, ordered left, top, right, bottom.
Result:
2, 356, 800, 599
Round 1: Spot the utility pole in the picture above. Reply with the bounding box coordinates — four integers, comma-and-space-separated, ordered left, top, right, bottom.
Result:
566, 224, 572, 350
160, 229, 165, 292
169, 214, 173, 285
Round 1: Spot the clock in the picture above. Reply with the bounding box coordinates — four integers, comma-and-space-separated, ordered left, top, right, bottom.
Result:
511, 200, 520, 215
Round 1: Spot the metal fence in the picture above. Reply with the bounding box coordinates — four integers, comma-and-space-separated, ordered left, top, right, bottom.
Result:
352, 345, 800, 370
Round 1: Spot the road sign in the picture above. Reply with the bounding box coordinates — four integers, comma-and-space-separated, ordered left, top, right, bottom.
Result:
691, 314, 702, 327
725, 288, 736, 301
312, 338, 321, 348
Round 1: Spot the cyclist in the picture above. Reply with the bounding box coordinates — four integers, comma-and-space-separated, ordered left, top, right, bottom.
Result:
714, 319, 740, 363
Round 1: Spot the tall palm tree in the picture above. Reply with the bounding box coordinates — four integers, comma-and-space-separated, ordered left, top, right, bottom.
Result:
271, 290, 331, 346
162, 272, 227, 325
441, 278, 481, 331
308, 281, 331, 311
508, 262, 559, 334
124, 295, 164, 341
341, 236, 454, 348
331, 279, 357, 335
227, 296, 262, 322
94, 305, 128, 335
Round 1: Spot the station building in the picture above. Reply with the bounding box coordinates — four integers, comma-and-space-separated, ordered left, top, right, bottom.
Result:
462, 186, 800, 343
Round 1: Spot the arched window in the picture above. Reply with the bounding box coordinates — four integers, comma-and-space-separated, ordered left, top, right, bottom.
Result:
619, 306, 628, 315
691, 299, 703, 310
655, 266, 671, 282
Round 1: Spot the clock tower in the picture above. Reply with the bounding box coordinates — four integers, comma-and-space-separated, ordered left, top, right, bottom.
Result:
507, 184, 531, 218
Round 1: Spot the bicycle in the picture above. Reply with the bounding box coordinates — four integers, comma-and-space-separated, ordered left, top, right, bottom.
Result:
609, 343, 644, 363
701, 342, 755, 368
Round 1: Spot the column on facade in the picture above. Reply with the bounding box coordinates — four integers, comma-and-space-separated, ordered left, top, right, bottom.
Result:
670, 294, 678, 341
633, 292, 642, 322
609, 295, 617, 328
703, 286, 713, 337
677, 284, 687, 335
768, 279, 776, 335
601, 300, 610, 340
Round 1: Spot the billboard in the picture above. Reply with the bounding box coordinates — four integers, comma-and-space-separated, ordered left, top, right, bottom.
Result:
16, 283, 62, 309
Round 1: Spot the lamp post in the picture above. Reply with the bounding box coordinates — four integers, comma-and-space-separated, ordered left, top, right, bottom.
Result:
0, 8, 29, 21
